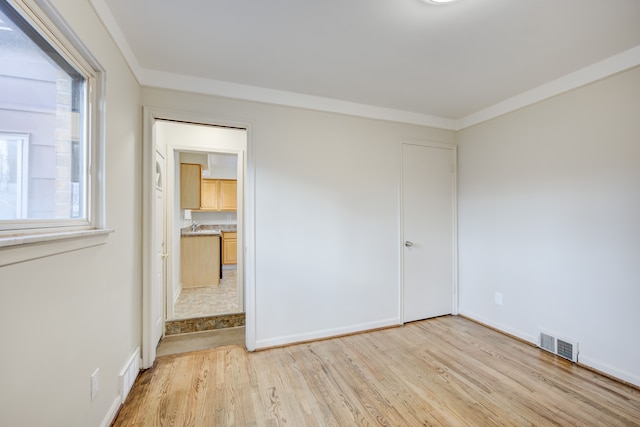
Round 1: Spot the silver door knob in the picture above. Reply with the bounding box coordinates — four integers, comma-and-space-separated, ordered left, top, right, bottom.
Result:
405, 241, 413, 247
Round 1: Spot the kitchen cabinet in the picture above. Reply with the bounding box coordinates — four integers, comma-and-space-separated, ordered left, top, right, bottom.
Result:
181, 235, 221, 287
180, 163, 201, 209
222, 231, 237, 265
219, 179, 237, 211
197, 178, 236, 212
200, 179, 219, 210
180, 163, 237, 212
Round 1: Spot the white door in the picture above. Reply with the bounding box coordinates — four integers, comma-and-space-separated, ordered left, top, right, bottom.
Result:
402, 143, 455, 323
152, 149, 166, 346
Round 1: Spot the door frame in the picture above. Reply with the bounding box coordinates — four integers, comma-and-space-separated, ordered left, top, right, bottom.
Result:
141, 106, 256, 368
399, 139, 459, 324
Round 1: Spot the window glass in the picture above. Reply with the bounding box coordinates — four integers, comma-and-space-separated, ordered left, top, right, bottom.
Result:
0, 1, 87, 226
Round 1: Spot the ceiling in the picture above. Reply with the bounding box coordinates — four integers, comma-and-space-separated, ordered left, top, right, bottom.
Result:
95, 0, 640, 129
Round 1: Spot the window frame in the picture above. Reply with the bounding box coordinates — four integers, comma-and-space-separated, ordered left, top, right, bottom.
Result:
0, 132, 29, 219
0, 0, 110, 264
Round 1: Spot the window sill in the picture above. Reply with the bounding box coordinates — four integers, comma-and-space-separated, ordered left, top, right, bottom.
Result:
0, 228, 114, 267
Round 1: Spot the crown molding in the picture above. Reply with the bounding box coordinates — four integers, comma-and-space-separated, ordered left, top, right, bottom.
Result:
91, 0, 639, 132
90, 0, 455, 129
89, 0, 143, 79
140, 69, 456, 129
456, 45, 640, 130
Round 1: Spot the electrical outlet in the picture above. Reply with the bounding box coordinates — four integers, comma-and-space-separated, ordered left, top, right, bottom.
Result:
226, 214, 231, 221
91, 368, 100, 401
494, 292, 503, 306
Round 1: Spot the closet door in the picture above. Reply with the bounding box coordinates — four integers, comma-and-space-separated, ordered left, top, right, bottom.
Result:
402, 143, 455, 322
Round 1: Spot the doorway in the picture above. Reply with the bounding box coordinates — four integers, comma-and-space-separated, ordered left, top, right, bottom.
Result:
171, 150, 240, 320
142, 110, 252, 367
158, 121, 246, 323
402, 142, 457, 322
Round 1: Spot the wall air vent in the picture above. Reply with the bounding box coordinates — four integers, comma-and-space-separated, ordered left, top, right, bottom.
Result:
556, 339, 576, 361
118, 347, 141, 403
538, 331, 578, 363
540, 332, 555, 353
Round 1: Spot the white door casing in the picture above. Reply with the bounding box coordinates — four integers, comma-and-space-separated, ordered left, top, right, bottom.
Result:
402, 143, 456, 323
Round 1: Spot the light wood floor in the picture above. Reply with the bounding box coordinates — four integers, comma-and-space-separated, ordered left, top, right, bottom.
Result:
114, 316, 640, 426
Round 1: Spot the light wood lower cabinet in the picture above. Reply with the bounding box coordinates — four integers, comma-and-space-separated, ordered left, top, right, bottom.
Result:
181, 235, 220, 287
222, 231, 237, 265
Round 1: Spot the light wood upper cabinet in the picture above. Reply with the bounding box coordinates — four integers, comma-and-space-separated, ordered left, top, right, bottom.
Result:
180, 163, 237, 212
219, 180, 237, 211
200, 179, 219, 210
180, 163, 201, 209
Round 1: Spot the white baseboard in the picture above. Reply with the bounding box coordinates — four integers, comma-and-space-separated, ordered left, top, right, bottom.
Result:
100, 395, 122, 427
459, 311, 640, 388
458, 310, 538, 344
118, 347, 141, 404
578, 355, 640, 388
255, 317, 401, 349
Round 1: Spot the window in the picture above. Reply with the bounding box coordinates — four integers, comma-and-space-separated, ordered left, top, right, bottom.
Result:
0, 0, 105, 236
0, 132, 28, 219
0, 0, 109, 264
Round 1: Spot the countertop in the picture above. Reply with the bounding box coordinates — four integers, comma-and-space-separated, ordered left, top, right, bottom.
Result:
181, 230, 221, 236
181, 224, 236, 237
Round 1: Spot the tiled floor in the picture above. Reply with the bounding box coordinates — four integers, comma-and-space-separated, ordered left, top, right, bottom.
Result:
173, 268, 239, 319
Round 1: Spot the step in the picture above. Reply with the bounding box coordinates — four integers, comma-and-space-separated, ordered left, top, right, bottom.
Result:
165, 312, 245, 336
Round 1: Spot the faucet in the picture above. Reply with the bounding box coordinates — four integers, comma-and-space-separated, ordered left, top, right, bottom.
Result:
191, 222, 200, 232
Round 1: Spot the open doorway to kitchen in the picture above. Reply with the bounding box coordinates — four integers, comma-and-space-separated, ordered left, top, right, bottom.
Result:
142, 107, 254, 367
172, 150, 240, 319
155, 120, 246, 345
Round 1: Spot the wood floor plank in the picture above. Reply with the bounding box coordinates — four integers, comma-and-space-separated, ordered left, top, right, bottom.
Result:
113, 316, 640, 426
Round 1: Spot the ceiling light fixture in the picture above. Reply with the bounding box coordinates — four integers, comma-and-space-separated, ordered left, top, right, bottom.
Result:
427, 0, 457, 3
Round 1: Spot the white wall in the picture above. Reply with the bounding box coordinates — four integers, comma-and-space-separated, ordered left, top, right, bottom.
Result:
143, 88, 455, 348
457, 67, 640, 386
0, 1, 141, 426
192, 210, 237, 224
206, 164, 237, 180
179, 151, 208, 168
179, 152, 237, 179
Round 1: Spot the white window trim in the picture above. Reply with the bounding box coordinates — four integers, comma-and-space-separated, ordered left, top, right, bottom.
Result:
0, 228, 113, 266
0, 0, 111, 264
